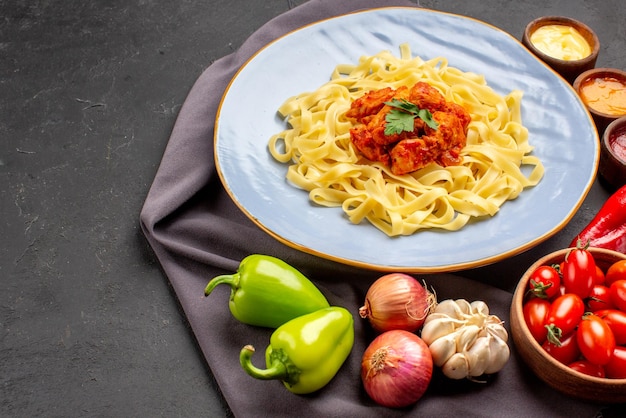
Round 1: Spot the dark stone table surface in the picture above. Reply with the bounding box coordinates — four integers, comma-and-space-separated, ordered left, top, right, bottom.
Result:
2, 1, 624, 416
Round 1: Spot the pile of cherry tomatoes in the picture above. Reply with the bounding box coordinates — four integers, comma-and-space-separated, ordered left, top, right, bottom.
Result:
522, 245, 626, 379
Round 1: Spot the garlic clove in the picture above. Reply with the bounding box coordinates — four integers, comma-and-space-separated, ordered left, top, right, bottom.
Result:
442, 352, 469, 380
465, 335, 491, 377
420, 317, 459, 345
455, 324, 480, 352
434, 299, 464, 319
484, 334, 510, 374
455, 299, 473, 316
428, 333, 458, 367
486, 322, 509, 342
485, 314, 505, 326
423, 312, 450, 325
470, 300, 489, 316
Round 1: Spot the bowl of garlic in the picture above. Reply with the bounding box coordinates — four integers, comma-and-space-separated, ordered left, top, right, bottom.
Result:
509, 247, 626, 403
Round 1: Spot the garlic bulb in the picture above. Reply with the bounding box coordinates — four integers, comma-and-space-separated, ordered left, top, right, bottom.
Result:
421, 298, 510, 380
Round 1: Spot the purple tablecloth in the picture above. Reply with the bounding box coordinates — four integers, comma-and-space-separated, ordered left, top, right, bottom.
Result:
140, 0, 613, 416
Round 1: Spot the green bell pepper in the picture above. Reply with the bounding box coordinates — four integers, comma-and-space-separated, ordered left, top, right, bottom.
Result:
239, 306, 355, 394
204, 254, 329, 328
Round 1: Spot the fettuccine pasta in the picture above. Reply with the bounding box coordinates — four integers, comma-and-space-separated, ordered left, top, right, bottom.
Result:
268, 44, 544, 236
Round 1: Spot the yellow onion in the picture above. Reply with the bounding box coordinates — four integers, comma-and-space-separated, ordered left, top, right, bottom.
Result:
359, 273, 436, 333
361, 330, 433, 408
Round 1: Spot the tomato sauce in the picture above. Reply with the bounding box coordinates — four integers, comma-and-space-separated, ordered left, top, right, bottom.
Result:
609, 126, 626, 162
579, 76, 626, 116
346, 82, 470, 175
530, 24, 591, 61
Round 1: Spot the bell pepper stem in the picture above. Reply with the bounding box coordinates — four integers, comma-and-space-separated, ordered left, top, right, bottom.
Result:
204, 274, 239, 296
239, 345, 289, 381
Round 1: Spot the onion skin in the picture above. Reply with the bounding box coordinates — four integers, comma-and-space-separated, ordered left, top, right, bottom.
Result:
361, 330, 433, 408
359, 273, 434, 333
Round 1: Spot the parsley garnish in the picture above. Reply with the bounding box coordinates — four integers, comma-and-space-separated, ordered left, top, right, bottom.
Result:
383, 99, 438, 135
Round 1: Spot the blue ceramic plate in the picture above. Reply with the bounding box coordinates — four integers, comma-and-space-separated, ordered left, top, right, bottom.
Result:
215, 7, 599, 272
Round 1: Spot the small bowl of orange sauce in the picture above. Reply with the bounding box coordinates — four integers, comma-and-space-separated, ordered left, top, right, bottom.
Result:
574, 68, 626, 135
599, 116, 626, 190
522, 16, 599, 83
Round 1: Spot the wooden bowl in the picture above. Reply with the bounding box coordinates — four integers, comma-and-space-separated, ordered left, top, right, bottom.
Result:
522, 16, 599, 84
510, 247, 626, 403
574, 68, 626, 136
599, 116, 626, 190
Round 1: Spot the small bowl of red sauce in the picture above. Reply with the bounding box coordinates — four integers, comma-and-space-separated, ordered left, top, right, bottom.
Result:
574, 68, 626, 136
599, 116, 626, 189
522, 16, 599, 84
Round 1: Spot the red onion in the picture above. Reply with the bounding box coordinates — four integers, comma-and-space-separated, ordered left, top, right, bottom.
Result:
359, 273, 435, 333
361, 330, 433, 408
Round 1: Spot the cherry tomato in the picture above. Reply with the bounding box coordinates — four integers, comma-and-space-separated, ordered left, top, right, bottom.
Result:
561, 247, 596, 299
545, 293, 585, 339
587, 284, 615, 312
528, 265, 561, 299
568, 360, 605, 378
605, 346, 626, 379
594, 265, 606, 286
596, 309, 626, 345
609, 279, 626, 312
542, 331, 580, 365
523, 298, 551, 343
605, 260, 626, 287
576, 314, 616, 366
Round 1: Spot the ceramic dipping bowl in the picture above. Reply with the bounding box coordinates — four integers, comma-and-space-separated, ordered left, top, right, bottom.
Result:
599, 116, 626, 190
574, 68, 626, 136
510, 247, 626, 403
522, 16, 599, 84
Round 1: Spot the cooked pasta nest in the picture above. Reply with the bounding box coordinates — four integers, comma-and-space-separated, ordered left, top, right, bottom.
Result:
268, 44, 544, 237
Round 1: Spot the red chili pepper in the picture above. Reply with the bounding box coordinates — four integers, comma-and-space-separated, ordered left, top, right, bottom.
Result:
570, 185, 626, 254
